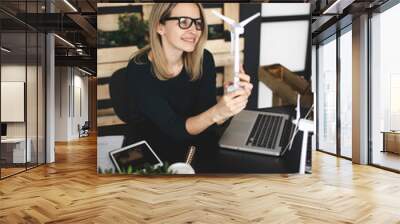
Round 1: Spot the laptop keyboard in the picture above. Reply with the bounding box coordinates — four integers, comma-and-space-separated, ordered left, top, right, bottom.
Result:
246, 114, 283, 149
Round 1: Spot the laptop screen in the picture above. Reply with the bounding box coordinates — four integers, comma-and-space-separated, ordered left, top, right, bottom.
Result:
1, 123, 7, 137
110, 141, 161, 172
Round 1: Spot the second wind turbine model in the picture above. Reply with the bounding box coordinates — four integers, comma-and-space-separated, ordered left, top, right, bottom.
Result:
290, 95, 314, 174
212, 11, 260, 93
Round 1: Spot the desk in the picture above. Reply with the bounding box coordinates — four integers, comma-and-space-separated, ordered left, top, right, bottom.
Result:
1, 138, 31, 163
382, 131, 400, 154
192, 106, 311, 174
99, 106, 312, 174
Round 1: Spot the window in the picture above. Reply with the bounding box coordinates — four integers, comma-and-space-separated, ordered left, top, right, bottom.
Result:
370, 2, 400, 171
339, 28, 352, 158
317, 36, 337, 155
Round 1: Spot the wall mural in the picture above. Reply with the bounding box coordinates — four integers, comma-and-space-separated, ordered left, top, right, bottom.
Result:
97, 2, 313, 175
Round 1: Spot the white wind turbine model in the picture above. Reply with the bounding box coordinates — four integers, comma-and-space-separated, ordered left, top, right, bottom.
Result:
289, 94, 314, 174
212, 11, 260, 92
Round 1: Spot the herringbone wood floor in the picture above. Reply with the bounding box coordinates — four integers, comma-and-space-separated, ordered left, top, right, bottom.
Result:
1, 135, 400, 224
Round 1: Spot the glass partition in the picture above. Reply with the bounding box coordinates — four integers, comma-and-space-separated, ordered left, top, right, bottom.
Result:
1, 26, 28, 178
0, 0, 46, 179
26, 0, 42, 169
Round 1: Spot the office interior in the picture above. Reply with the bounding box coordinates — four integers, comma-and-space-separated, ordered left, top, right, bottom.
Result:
0, 0, 97, 179
0, 0, 399, 222
314, 0, 400, 172
0, 0, 399, 177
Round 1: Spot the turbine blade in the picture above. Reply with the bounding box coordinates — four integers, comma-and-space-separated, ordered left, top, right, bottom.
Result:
212, 10, 236, 26
288, 126, 299, 150
287, 94, 301, 151
239, 13, 260, 27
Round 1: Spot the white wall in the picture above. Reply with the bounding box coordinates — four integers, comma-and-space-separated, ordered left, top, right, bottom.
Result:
55, 67, 89, 141
55, 66, 69, 141
72, 73, 89, 138
258, 3, 310, 108
1, 64, 26, 81
1, 65, 29, 138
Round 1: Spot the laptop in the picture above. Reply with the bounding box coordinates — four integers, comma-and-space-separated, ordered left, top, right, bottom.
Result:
219, 109, 293, 156
1, 123, 7, 140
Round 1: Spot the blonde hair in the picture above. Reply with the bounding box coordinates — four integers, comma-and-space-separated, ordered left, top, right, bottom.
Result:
132, 3, 208, 81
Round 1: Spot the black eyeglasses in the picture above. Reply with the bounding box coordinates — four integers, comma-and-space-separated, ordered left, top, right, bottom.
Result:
162, 16, 204, 31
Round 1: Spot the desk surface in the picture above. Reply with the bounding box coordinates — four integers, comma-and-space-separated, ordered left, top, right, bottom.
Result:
1, 138, 27, 143
192, 106, 310, 174
381, 131, 400, 134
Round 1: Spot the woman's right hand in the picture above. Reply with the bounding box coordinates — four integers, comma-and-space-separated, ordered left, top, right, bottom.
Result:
211, 88, 249, 124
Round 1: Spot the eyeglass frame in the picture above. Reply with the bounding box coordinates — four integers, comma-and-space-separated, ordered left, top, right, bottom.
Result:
161, 16, 204, 31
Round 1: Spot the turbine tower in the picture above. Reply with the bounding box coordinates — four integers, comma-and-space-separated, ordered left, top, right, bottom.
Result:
291, 94, 314, 174
212, 11, 260, 92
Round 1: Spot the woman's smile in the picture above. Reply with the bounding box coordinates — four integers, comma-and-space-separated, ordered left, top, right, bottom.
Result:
181, 36, 197, 44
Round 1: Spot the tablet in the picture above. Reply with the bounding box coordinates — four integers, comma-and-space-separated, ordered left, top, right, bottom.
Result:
109, 140, 163, 173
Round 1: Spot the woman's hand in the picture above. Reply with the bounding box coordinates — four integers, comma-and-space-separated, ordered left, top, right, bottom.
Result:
186, 65, 253, 134
237, 64, 253, 97
212, 65, 253, 123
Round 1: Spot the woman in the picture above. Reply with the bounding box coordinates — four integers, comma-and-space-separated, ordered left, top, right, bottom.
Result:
127, 3, 253, 170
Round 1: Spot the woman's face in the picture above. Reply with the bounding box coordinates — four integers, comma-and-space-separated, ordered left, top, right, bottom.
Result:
158, 3, 203, 53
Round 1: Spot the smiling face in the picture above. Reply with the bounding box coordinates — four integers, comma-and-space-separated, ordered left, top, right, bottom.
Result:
157, 3, 203, 53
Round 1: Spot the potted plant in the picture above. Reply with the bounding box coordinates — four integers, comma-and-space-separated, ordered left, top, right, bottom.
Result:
98, 13, 149, 49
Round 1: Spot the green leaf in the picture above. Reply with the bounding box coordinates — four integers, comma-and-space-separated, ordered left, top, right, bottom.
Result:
127, 165, 133, 174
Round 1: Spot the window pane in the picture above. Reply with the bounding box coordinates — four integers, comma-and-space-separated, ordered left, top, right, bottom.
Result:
318, 37, 337, 154
340, 29, 352, 158
262, 3, 310, 17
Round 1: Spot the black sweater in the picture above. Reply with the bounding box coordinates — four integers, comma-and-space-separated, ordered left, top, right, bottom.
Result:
126, 49, 218, 163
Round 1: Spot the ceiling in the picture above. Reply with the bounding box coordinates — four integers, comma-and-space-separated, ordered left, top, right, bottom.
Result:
1, 0, 396, 74
310, 0, 390, 43
0, 0, 97, 74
